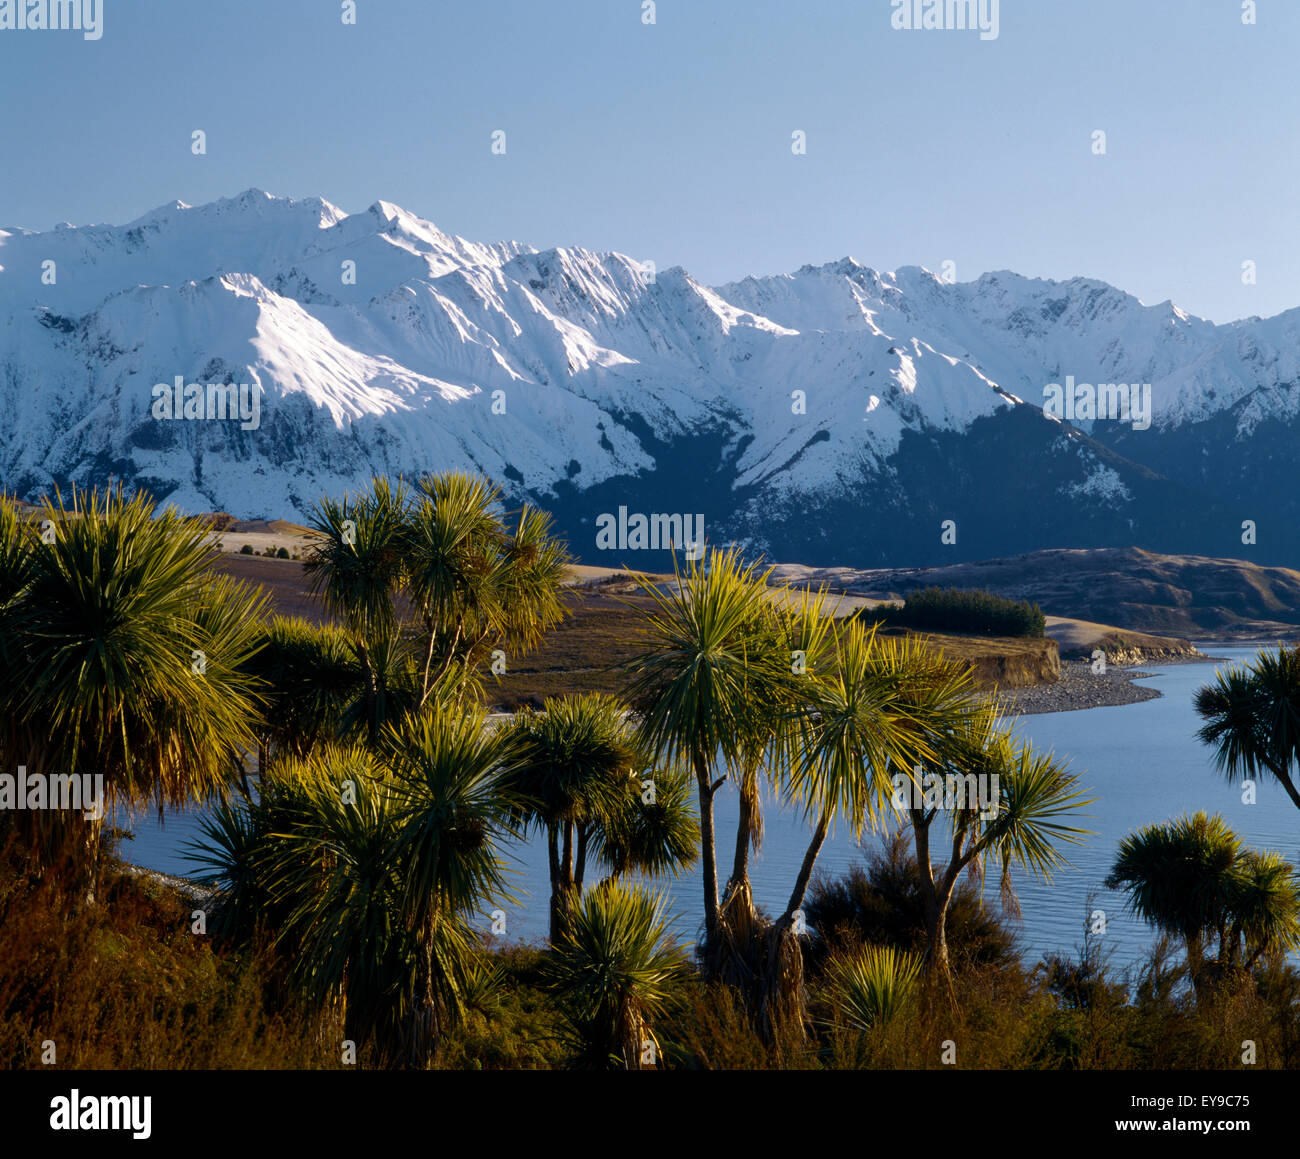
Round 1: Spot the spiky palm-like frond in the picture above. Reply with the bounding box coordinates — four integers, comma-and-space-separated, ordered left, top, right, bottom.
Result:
165, 569, 268, 781
983, 737, 1094, 901
184, 796, 276, 944
403, 473, 570, 706
262, 748, 403, 979
502, 692, 641, 939
878, 702, 1093, 982
504, 693, 642, 834
826, 944, 923, 1031
493, 502, 571, 656
405, 472, 502, 699
621, 547, 799, 952
0, 488, 267, 851
1105, 811, 1243, 946
796, 623, 984, 840
543, 883, 688, 1069
911, 713, 1093, 924
384, 703, 523, 935
0, 496, 34, 617
622, 546, 792, 775
504, 693, 698, 940
762, 583, 836, 779
405, 472, 502, 630
388, 702, 522, 1060
303, 477, 410, 642
254, 746, 414, 1049
242, 616, 362, 759
1232, 849, 1300, 963
1106, 811, 1300, 982
598, 758, 699, 880
303, 473, 570, 718
333, 629, 421, 741
1250, 646, 1300, 777
1195, 648, 1300, 811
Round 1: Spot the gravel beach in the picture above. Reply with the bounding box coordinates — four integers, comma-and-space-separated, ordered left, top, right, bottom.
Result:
999, 652, 1226, 716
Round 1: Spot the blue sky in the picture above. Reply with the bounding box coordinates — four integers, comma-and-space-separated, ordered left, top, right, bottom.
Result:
0, 0, 1294, 322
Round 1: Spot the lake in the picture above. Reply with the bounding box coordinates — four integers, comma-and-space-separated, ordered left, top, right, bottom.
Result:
113, 645, 1300, 972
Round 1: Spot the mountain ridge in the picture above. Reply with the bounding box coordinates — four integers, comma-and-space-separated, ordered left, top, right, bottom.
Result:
2, 189, 1296, 569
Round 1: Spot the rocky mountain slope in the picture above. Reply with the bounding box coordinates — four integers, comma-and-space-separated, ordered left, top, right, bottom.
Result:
2, 190, 1297, 569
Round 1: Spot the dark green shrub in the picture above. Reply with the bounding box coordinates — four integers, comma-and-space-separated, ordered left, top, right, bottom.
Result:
239, 616, 362, 757
803, 833, 1020, 973
864, 586, 1046, 638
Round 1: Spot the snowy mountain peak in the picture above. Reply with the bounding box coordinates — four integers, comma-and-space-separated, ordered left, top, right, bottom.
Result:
1, 190, 1298, 566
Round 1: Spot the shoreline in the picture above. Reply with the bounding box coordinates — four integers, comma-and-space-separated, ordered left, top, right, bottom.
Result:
1003, 647, 1238, 716
118, 862, 219, 906
1001, 662, 1162, 716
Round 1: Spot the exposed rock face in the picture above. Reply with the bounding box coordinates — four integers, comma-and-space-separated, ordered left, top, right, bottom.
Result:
874, 630, 1060, 689
4, 191, 1300, 571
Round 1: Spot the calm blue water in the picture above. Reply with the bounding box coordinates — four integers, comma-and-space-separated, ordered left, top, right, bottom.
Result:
113, 646, 1300, 971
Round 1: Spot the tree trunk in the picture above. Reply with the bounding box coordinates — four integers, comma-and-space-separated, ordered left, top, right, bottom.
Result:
1265, 757, 1300, 814
756, 808, 830, 1044
417, 612, 438, 703
547, 828, 562, 944
912, 813, 954, 981
235, 750, 253, 802
554, 822, 576, 940
784, 808, 829, 921
356, 639, 380, 744
714, 768, 761, 985
1226, 920, 1243, 969
408, 916, 440, 1068
81, 816, 104, 906
731, 782, 754, 885
1185, 934, 1205, 1003
723, 768, 759, 923
623, 1012, 650, 1071
575, 825, 589, 893
692, 749, 721, 958
922, 892, 952, 977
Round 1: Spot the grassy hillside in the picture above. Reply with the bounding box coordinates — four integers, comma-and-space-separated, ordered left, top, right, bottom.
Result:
772, 546, 1300, 640
207, 560, 1065, 702
889, 630, 1060, 689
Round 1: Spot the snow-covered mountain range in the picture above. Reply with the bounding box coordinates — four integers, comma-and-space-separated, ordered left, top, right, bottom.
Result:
1, 189, 1296, 567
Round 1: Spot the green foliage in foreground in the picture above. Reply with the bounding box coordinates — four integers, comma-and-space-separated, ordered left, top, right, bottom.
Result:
7, 474, 1299, 1072
1195, 644, 1300, 814
542, 883, 689, 1069
7, 838, 1300, 1071
825, 944, 923, 1032
865, 586, 1047, 638
502, 693, 697, 943
187, 705, 524, 1066
1106, 811, 1300, 1000
0, 488, 267, 863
